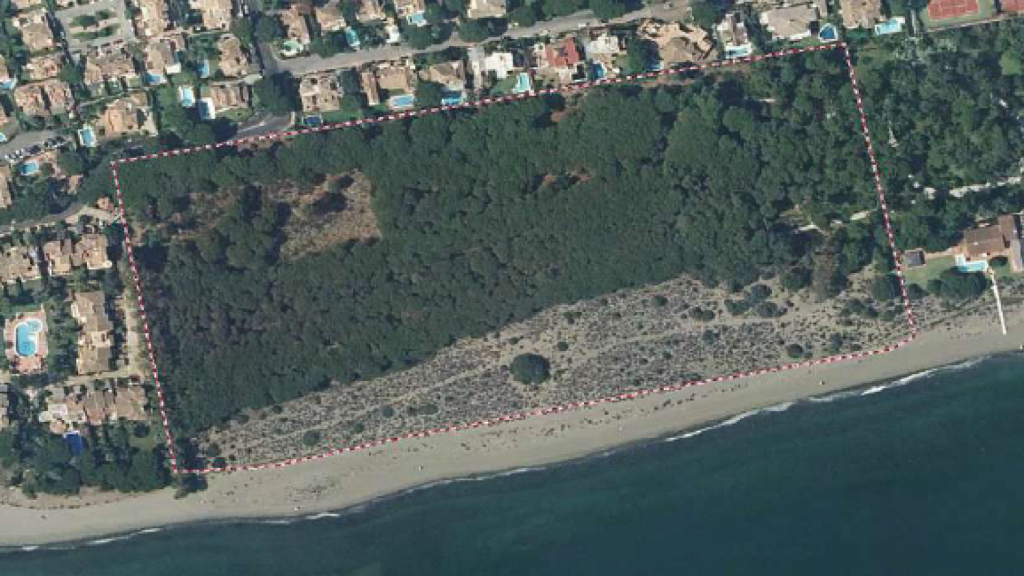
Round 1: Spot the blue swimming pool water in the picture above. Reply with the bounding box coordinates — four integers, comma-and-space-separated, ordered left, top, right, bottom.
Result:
512, 72, 532, 94
441, 91, 463, 106
819, 24, 838, 41
15, 319, 42, 357
77, 127, 97, 147
345, 28, 361, 48
874, 18, 905, 35
389, 94, 415, 109
406, 11, 426, 26
198, 60, 211, 78
955, 254, 989, 273
178, 86, 196, 107
19, 161, 39, 176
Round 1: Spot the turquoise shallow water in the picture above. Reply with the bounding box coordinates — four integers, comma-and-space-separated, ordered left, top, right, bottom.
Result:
3, 354, 1024, 575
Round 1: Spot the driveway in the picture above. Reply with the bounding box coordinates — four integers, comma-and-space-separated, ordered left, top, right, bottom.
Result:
0, 130, 58, 159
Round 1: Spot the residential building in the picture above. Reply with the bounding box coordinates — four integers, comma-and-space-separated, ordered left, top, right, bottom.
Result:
38, 381, 149, 434
375, 61, 417, 94
216, 35, 253, 78
466, 0, 507, 18
958, 215, 1023, 271
132, 0, 171, 38
42, 239, 76, 276
360, 70, 381, 106
11, 0, 45, 11
23, 53, 65, 82
583, 32, 623, 77
142, 34, 184, 84
421, 60, 466, 92
356, 0, 386, 22
468, 46, 516, 87
189, 0, 234, 30
638, 20, 715, 65
315, 1, 348, 31
97, 93, 154, 140
533, 37, 586, 84
279, 6, 312, 46
760, 5, 820, 41
83, 45, 139, 93
839, 0, 884, 28
42, 233, 112, 275
0, 246, 41, 284
12, 11, 56, 53
717, 13, 754, 58
200, 81, 251, 119
394, 0, 427, 25
12, 79, 75, 117
299, 71, 343, 114
0, 168, 11, 210
71, 291, 115, 375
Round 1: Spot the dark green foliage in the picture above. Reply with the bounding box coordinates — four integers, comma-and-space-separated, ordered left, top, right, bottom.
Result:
458, 19, 503, 43
785, 344, 805, 358
509, 4, 539, 26
690, 1, 719, 29
869, 274, 899, 301
254, 14, 285, 42
404, 26, 436, 50
254, 73, 300, 115
589, 0, 628, 19
416, 80, 445, 107
1, 421, 171, 496
511, 353, 551, 384
927, 269, 988, 301
625, 39, 656, 73
541, 0, 583, 18
114, 52, 921, 436
301, 430, 322, 446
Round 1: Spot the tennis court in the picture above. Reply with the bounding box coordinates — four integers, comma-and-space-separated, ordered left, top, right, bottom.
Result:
927, 0, 980, 20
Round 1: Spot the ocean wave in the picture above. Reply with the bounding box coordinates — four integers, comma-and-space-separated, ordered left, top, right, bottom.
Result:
666, 401, 797, 441
86, 527, 163, 546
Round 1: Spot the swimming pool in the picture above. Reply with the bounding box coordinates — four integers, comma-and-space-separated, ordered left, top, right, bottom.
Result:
345, 27, 361, 48
19, 161, 40, 176
388, 94, 416, 110
441, 91, 463, 106
818, 24, 838, 42
512, 72, 532, 94
955, 254, 989, 273
178, 85, 196, 107
873, 17, 905, 36
406, 11, 426, 26
77, 126, 97, 147
15, 319, 43, 357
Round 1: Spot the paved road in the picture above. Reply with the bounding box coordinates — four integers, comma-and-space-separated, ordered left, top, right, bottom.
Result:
0, 130, 57, 158
270, 2, 692, 76
235, 111, 295, 138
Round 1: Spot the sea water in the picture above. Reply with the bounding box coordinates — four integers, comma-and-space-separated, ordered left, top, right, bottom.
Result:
3, 354, 1024, 575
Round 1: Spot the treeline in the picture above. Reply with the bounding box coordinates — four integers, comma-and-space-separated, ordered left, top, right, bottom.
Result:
115, 51, 892, 439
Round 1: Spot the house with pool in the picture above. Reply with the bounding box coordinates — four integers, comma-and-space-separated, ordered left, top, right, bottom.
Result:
4, 308, 49, 374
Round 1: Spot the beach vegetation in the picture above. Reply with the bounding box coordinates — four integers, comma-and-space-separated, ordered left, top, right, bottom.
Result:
511, 353, 551, 384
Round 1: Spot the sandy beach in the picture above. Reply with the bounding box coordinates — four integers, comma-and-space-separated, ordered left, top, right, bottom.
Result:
0, 301, 1019, 547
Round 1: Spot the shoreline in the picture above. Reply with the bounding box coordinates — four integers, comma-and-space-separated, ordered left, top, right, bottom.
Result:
0, 313, 1020, 548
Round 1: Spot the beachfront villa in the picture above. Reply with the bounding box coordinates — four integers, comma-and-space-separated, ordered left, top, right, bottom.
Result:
4, 308, 49, 374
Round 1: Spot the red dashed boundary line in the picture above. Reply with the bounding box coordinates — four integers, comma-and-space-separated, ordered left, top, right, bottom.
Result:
109, 41, 917, 475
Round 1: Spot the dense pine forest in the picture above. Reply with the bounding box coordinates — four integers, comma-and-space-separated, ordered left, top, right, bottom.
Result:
103, 30, 1024, 438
